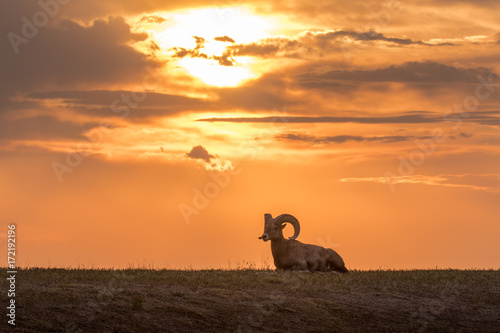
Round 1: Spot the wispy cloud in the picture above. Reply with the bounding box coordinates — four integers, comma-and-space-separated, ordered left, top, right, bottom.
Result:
275, 132, 437, 144
340, 174, 500, 193
198, 114, 439, 124
296, 61, 500, 86
197, 111, 500, 126
168, 30, 457, 67
139, 14, 167, 24
214, 36, 235, 43
225, 30, 454, 60
170, 36, 236, 66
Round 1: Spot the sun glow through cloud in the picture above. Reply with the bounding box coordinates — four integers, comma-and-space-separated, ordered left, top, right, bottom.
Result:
157, 7, 273, 46
150, 7, 275, 86
177, 57, 254, 87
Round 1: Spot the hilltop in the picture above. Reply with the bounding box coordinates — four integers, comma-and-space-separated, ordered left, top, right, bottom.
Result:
1, 268, 498, 332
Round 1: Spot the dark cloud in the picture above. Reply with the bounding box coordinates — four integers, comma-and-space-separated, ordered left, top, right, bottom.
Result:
226, 30, 452, 60
228, 37, 299, 58
297, 61, 500, 86
186, 145, 214, 162
10, 0, 214, 22
171, 46, 207, 59
148, 41, 161, 53
27, 90, 214, 120
0, 115, 92, 141
469, 114, 500, 126
198, 114, 440, 124
296, 80, 353, 90
275, 132, 437, 144
172, 29, 447, 66
198, 111, 500, 126
193, 36, 206, 49
170, 36, 235, 66
26, 72, 295, 118
212, 52, 236, 66
1, 15, 160, 103
308, 29, 428, 46
139, 14, 167, 24
214, 36, 235, 43
28, 90, 204, 108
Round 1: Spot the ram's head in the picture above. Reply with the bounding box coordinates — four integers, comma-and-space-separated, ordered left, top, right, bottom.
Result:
259, 213, 300, 242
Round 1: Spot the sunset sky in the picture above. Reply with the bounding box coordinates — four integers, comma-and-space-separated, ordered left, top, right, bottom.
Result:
1, 0, 499, 269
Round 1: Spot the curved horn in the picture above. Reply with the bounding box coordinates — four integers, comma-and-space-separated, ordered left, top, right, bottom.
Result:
274, 214, 300, 240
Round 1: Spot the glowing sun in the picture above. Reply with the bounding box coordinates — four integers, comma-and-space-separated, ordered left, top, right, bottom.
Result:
151, 7, 274, 87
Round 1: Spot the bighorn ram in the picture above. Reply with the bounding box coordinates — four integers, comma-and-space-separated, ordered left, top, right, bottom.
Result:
259, 214, 348, 273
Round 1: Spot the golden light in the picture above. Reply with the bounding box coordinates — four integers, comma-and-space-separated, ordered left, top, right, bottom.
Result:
177, 57, 253, 87
157, 7, 272, 46
150, 7, 275, 87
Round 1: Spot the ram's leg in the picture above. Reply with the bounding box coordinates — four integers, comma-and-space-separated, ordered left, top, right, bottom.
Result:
290, 263, 309, 271
306, 261, 318, 272
326, 249, 349, 273
279, 259, 308, 271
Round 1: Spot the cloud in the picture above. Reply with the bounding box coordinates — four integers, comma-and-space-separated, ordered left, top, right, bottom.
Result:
193, 36, 206, 49
340, 174, 500, 193
198, 114, 440, 124
171, 35, 207, 59
212, 52, 236, 67
27, 90, 213, 120
275, 132, 437, 144
172, 46, 207, 59
20, 72, 296, 122
171, 36, 235, 66
186, 145, 214, 163
171, 29, 452, 67
0, 15, 159, 101
185, 145, 233, 171
253, 0, 500, 44
28, 90, 206, 108
197, 111, 500, 126
225, 30, 452, 60
214, 36, 235, 43
8, 0, 215, 21
296, 61, 500, 86
307, 29, 430, 46
227, 37, 299, 58
213, 72, 294, 109
0, 115, 92, 141
139, 14, 167, 24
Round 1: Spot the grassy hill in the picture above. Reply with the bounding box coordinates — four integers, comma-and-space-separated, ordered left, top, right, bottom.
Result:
1, 268, 498, 332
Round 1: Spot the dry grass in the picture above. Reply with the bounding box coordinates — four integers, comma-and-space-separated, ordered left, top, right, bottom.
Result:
1, 268, 498, 332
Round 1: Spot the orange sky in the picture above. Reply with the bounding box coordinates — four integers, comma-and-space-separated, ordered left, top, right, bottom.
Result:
1, 0, 499, 269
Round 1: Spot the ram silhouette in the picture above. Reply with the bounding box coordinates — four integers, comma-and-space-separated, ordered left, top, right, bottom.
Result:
259, 213, 348, 273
